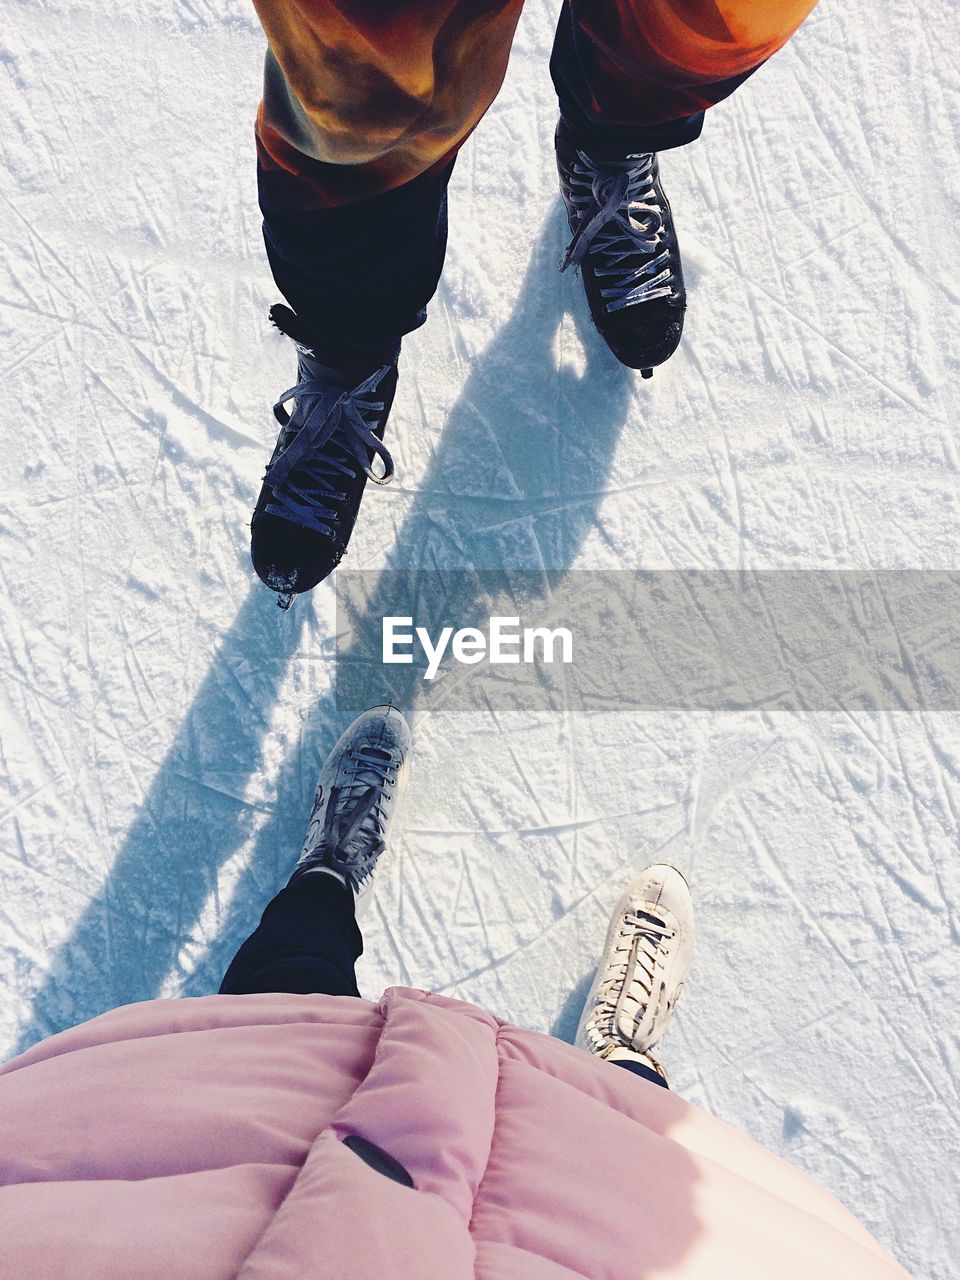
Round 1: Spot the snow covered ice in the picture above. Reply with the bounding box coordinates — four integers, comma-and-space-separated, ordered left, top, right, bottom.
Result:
1, 1, 959, 1277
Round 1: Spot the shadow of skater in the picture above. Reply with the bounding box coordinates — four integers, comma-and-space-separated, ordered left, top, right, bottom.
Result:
14, 203, 635, 1040
369, 200, 633, 580
13, 588, 311, 1053
184, 203, 635, 993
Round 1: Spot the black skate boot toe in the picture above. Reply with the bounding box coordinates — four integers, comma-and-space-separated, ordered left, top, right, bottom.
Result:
250, 510, 340, 597
596, 299, 685, 372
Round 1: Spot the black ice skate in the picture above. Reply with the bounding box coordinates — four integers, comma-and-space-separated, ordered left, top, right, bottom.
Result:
556, 121, 685, 376
250, 305, 399, 609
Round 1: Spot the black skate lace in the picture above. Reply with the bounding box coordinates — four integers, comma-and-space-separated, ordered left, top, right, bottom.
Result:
590, 909, 675, 1044
263, 357, 395, 538
560, 151, 680, 312
302, 746, 397, 890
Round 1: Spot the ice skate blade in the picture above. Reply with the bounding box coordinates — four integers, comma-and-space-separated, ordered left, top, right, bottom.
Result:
276, 591, 296, 612
641, 368, 653, 379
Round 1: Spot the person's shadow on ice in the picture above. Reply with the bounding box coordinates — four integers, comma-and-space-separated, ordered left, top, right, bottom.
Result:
184, 201, 634, 992
15, 202, 634, 1045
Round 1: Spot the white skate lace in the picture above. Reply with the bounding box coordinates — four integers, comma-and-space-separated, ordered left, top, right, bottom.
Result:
560, 151, 679, 311
589, 908, 676, 1048
264, 355, 395, 538
300, 745, 398, 890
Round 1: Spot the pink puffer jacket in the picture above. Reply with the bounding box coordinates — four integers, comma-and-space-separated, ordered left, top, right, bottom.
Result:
0, 986, 909, 1280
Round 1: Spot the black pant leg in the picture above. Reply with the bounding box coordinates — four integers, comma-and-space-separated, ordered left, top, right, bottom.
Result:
258, 158, 456, 351
611, 1058, 670, 1089
219, 872, 363, 997
549, 4, 705, 155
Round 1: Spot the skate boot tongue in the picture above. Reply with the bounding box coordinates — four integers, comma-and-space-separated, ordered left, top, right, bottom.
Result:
333, 745, 395, 844
271, 303, 398, 386
629, 908, 668, 931
326, 786, 385, 863
297, 344, 394, 392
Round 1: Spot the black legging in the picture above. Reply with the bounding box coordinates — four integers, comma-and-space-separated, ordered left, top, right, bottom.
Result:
220, 871, 362, 998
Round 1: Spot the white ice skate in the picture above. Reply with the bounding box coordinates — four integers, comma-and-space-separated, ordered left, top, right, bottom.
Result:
575, 863, 694, 1080
291, 705, 412, 892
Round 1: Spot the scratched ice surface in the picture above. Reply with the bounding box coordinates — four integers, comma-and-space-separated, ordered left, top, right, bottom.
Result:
0, 2, 958, 1275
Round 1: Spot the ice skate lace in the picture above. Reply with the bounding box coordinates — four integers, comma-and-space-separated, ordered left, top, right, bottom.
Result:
301, 746, 398, 890
589, 909, 676, 1045
263, 357, 395, 537
560, 151, 679, 312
